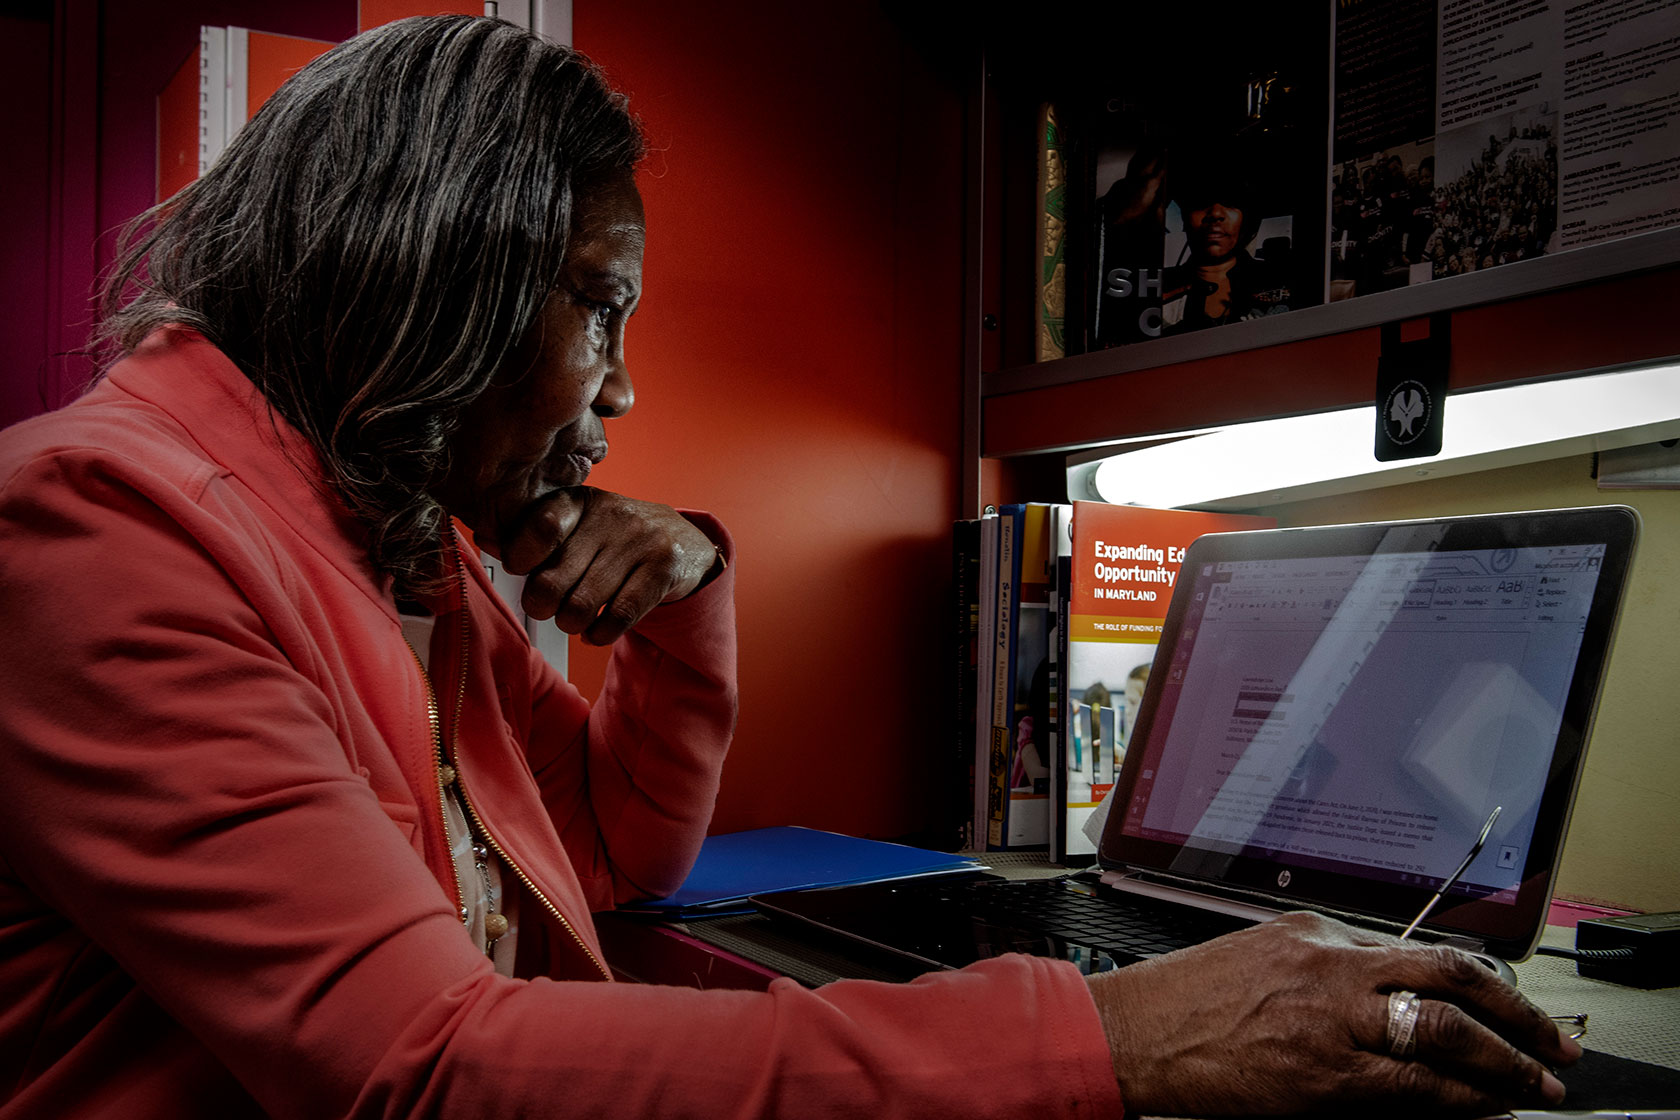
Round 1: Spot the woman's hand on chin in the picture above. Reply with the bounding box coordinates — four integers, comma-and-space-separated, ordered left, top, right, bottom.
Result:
495, 486, 720, 645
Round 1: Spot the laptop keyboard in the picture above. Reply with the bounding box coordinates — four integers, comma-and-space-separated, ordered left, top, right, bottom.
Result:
921, 874, 1256, 961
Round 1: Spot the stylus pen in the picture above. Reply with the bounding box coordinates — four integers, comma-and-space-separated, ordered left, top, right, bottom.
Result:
1400, 805, 1502, 940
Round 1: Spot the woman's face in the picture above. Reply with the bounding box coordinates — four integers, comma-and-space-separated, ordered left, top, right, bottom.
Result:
434, 174, 645, 557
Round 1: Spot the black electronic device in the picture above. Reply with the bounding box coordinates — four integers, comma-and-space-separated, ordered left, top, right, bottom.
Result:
1576, 911, 1680, 989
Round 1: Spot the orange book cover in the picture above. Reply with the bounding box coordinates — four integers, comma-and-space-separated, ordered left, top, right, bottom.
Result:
1060, 501, 1272, 859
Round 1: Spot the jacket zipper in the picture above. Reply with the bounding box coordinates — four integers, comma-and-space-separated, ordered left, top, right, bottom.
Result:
434, 541, 613, 982
404, 639, 470, 924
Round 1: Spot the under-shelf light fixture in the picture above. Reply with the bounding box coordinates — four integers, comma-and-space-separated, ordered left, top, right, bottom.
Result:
1067, 359, 1680, 511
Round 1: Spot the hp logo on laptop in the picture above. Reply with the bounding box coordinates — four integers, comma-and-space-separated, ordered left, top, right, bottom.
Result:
1277, 870, 1293, 889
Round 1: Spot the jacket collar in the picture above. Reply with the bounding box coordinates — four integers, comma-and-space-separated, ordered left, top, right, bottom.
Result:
105, 327, 402, 621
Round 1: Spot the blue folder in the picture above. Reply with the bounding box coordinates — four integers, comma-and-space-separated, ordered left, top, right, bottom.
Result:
625, 826, 982, 917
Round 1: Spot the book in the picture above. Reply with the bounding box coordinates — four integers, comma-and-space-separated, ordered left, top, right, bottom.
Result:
972, 512, 1000, 847
1059, 502, 1273, 861
1035, 102, 1069, 362
986, 503, 1057, 850
948, 518, 983, 851
1045, 503, 1075, 861
1073, 17, 1325, 351
983, 505, 1021, 848
621, 827, 983, 917
1010, 503, 1057, 848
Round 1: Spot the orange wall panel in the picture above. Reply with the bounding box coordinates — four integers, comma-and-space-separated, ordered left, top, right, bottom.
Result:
156, 46, 199, 203
246, 31, 335, 116
157, 31, 333, 206
575, 2, 966, 841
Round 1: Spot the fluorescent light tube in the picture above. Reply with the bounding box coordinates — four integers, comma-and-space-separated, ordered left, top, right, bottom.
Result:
1079, 360, 1680, 510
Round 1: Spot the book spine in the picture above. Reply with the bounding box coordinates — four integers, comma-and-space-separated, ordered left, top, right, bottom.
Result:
949, 519, 981, 851
972, 515, 999, 848
986, 509, 1019, 849
1035, 102, 1068, 362
1002, 503, 1054, 849
1055, 547, 1074, 860
1047, 504, 1073, 861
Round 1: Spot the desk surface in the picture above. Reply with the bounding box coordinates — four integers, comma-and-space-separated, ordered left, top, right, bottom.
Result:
605, 853, 1679, 1076
665, 912, 1677, 1069
1517, 925, 1680, 1070
601, 859, 1680, 1114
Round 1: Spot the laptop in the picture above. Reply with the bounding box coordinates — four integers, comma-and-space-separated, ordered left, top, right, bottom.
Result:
753, 506, 1641, 977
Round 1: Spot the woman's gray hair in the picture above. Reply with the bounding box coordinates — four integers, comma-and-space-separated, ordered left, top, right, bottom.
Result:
98, 15, 645, 593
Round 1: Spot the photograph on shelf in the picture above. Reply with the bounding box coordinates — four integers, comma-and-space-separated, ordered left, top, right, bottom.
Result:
1088, 107, 1302, 344
1156, 133, 1297, 336
1074, 14, 1326, 352
1330, 138, 1439, 299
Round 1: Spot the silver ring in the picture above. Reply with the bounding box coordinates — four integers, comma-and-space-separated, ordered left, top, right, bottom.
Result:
1386, 989, 1422, 1058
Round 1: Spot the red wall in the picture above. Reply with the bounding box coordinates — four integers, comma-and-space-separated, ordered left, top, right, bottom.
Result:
12, 1, 968, 845
0, 13, 54, 429
575, 3, 967, 840
92, 1, 355, 256
156, 46, 200, 205
0, 1, 356, 428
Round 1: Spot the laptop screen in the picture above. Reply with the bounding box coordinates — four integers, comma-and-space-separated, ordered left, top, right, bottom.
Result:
1100, 506, 1639, 958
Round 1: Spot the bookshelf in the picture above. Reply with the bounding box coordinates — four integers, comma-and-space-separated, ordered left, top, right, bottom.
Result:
954, 8, 1680, 913
959, 7, 1680, 511
983, 260, 1680, 464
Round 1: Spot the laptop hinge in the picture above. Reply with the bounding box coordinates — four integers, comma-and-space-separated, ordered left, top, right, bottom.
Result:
1098, 869, 1289, 925
1099, 868, 1494, 955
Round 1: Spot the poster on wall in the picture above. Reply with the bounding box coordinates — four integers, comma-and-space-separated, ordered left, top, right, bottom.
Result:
1074, 12, 1328, 352
1330, 0, 1680, 302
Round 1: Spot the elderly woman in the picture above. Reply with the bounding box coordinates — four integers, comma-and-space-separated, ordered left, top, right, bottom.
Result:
0, 16, 1577, 1118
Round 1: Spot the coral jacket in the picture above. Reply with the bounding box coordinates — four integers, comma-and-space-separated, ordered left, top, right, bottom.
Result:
0, 328, 1121, 1118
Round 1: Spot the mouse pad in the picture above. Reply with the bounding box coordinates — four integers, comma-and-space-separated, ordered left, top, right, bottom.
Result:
1558, 1047, 1680, 1109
